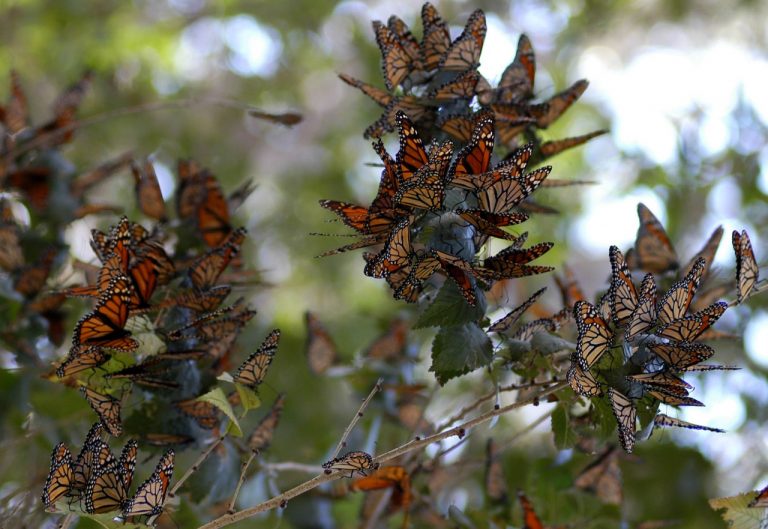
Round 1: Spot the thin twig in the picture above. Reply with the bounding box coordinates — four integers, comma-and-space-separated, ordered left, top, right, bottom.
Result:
227, 451, 257, 514
169, 433, 226, 497
57, 513, 75, 529
0, 96, 285, 167
261, 462, 323, 474
195, 382, 566, 529
435, 379, 558, 431
331, 378, 383, 459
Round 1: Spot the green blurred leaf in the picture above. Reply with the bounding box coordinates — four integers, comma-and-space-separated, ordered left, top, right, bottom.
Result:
234, 384, 261, 413
551, 403, 577, 449
197, 387, 242, 437
415, 280, 486, 329
709, 492, 766, 529
429, 322, 492, 385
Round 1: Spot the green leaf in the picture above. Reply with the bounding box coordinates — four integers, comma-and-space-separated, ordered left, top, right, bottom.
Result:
429, 322, 492, 385
709, 492, 766, 529
197, 387, 242, 437
551, 403, 576, 449
415, 279, 486, 328
234, 384, 262, 413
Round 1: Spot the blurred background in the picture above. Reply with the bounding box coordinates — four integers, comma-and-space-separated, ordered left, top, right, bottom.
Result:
1, 0, 768, 527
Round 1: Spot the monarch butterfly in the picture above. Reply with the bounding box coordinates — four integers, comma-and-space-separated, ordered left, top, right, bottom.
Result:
624, 273, 657, 341
72, 276, 137, 352
629, 203, 679, 274
144, 433, 194, 447
527, 79, 589, 128
319, 200, 377, 236
517, 491, 546, 529
174, 398, 220, 429
419, 3, 451, 72
106, 366, 180, 390
453, 143, 533, 191
683, 364, 740, 372
393, 112, 429, 185
364, 318, 408, 360
233, 329, 280, 388
248, 393, 286, 453
176, 159, 207, 219
432, 250, 479, 306
607, 388, 636, 453
364, 217, 413, 279
648, 341, 714, 371
188, 227, 247, 290
437, 112, 475, 142
647, 388, 703, 407
56, 346, 111, 378
457, 208, 530, 248
132, 159, 167, 222
117, 440, 137, 491
477, 165, 551, 215
627, 371, 692, 396
167, 298, 251, 340
495, 34, 536, 105
511, 308, 570, 341
537, 130, 608, 160
553, 264, 586, 309
484, 439, 508, 502
488, 287, 547, 332
122, 449, 175, 518
305, 311, 338, 375
350, 465, 412, 512
73, 439, 115, 490
491, 104, 538, 146
373, 21, 413, 91
394, 141, 451, 211
393, 253, 441, 303
609, 246, 638, 326
2, 70, 29, 134
39, 70, 92, 145
733, 229, 759, 304
84, 463, 127, 514
81, 387, 123, 437
656, 258, 705, 326
450, 112, 495, 186
574, 445, 622, 506
682, 225, 723, 281
567, 360, 603, 397
167, 285, 232, 313
481, 242, 554, 280
322, 450, 378, 478
13, 246, 57, 299
655, 301, 727, 342
0, 217, 23, 272
370, 139, 401, 212
387, 14, 420, 66
652, 413, 724, 433
748, 484, 768, 508
438, 9, 486, 72
197, 171, 233, 248
425, 69, 479, 101
41, 443, 74, 508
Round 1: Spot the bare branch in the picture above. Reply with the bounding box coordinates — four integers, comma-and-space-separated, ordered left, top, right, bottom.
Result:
331, 378, 383, 459
195, 382, 566, 529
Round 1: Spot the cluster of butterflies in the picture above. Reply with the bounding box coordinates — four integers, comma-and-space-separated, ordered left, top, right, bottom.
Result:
563, 204, 760, 452
340, 3, 604, 161
41, 422, 174, 521
321, 110, 563, 306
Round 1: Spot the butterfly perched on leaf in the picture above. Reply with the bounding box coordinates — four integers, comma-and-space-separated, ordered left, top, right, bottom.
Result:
626, 203, 679, 274
608, 388, 636, 453
573, 301, 613, 371
81, 386, 123, 436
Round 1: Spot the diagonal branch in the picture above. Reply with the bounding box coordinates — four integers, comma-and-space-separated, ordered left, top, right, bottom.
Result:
195, 381, 567, 529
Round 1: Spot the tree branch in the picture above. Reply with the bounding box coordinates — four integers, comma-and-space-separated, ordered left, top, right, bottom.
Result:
195, 381, 566, 529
